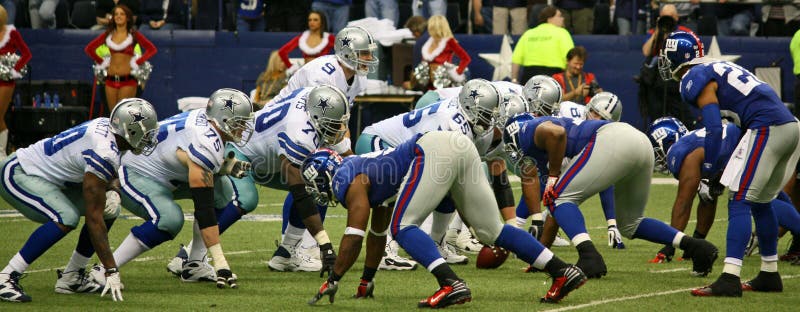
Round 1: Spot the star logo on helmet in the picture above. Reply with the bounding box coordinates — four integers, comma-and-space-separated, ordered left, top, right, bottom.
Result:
469, 89, 482, 101
222, 99, 237, 113
128, 110, 148, 124
317, 97, 332, 115
340, 36, 352, 47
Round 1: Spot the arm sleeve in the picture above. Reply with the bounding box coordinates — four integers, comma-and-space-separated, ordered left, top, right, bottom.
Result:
278, 35, 302, 68
11, 31, 31, 71
82, 149, 119, 182
680, 68, 711, 106
133, 32, 157, 64
448, 39, 471, 74
701, 104, 722, 177
277, 131, 315, 166
85, 33, 107, 64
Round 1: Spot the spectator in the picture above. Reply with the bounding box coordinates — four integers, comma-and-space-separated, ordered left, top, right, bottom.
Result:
93, 0, 140, 31
85, 5, 157, 112
673, 2, 699, 32
312, 0, 350, 33
511, 6, 573, 84
760, 4, 800, 37
28, 0, 60, 29
416, 15, 470, 89
405, 15, 427, 39
493, 0, 527, 35
253, 51, 288, 108
713, 3, 753, 37
552, 46, 601, 105
141, 0, 186, 30
556, 0, 594, 35
1, 0, 14, 24
365, 0, 398, 27
238, 0, 266, 32
265, 0, 310, 32
642, 4, 693, 58
277, 10, 335, 72
471, 0, 492, 34
0, 5, 31, 157
412, 0, 446, 18
614, 0, 646, 35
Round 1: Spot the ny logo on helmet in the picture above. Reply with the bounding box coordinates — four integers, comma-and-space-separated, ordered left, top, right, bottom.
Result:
303, 165, 319, 182
128, 110, 148, 125
505, 122, 520, 137
665, 39, 678, 52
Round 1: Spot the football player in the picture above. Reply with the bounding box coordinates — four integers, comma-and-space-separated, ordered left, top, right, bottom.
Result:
304, 131, 587, 308
89, 89, 253, 290
0, 99, 159, 302
661, 31, 800, 296
503, 113, 719, 279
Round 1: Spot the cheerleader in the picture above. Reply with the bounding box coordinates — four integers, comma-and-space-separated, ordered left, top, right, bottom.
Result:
85, 5, 156, 112
419, 15, 470, 89
0, 5, 31, 157
277, 10, 335, 75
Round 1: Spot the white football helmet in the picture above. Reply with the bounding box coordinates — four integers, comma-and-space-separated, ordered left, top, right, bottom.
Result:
307, 85, 350, 145
207, 88, 254, 146
458, 79, 501, 136
587, 92, 622, 121
523, 75, 563, 116
496, 93, 530, 128
335, 26, 379, 76
109, 98, 159, 155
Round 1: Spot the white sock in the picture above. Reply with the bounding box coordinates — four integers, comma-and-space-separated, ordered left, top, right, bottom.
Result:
64, 251, 90, 273
282, 224, 305, 247
722, 257, 743, 277
449, 214, 463, 231
607, 219, 617, 227
515, 217, 527, 228
301, 230, 317, 248
188, 223, 207, 261
1, 253, 29, 274
430, 211, 453, 244
113, 233, 150, 267
761, 255, 778, 272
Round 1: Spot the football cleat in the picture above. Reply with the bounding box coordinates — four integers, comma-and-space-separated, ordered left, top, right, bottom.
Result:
445, 229, 482, 254
379, 240, 417, 270
166, 244, 189, 276
741, 271, 783, 292
779, 237, 800, 262
552, 234, 571, 247
181, 260, 217, 282
354, 279, 375, 299
54, 269, 103, 294
418, 279, 471, 308
607, 226, 625, 249
215, 269, 238, 289
309, 280, 339, 305
649, 245, 676, 263
0, 272, 31, 303
745, 232, 759, 256
268, 240, 323, 272
437, 242, 469, 265
540, 265, 587, 303
575, 250, 607, 279
683, 237, 718, 277
691, 272, 742, 297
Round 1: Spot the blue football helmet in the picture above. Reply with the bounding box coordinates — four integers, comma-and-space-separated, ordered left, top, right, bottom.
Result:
648, 117, 688, 174
301, 148, 344, 207
502, 113, 537, 173
658, 31, 704, 81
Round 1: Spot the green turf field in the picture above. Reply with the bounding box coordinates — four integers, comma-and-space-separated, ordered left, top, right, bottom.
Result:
1, 182, 799, 311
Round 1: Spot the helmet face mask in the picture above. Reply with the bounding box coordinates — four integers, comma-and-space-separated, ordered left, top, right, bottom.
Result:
109, 98, 159, 156
587, 92, 622, 122
496, 93, 530, 128
523, 75, 562, 116
335, 26, 379, 76
301, 149, 343, 207
207, 88, 255, 147
502, 114, 537, 173
458, 79, 501, 136
647, 117, 688, 174
307, 85, 350, 146
658, 31, 704, 81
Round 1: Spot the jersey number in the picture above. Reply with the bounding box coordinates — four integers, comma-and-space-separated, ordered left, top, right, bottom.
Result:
452, 112, 470, 135
322, 63, 336, 75
255, 103, 290, 132
157, 112, 189, 142
44, 125, 89, 156
403, 103, 441, 127
712, 62, 763, 96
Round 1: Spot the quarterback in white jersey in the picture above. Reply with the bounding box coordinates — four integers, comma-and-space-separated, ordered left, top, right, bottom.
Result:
101, 89, 253, 290
555, 101, 587, 120
277, 54, 367, 104
0, 99, 159, 303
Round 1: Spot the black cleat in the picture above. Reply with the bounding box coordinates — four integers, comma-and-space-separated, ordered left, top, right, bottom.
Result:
691, 273, 742, 297
742, 271, 783, 292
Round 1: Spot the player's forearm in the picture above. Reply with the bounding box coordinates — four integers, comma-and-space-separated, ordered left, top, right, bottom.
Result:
86, 211, 117, 269
670, 201, 692, 232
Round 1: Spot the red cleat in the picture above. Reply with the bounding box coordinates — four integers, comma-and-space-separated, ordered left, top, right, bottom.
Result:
418, 279, 471, 308
540, 265, 587, 303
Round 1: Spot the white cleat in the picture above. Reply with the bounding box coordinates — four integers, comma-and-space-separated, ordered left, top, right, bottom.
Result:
267, 240, 322, 272
446, 229, 482, 254
378, 240, 417, 271
552, 234, 571, 247
437, 242, 468, 265
54, 269, 103, 294
180, 260, 216, 282
167, 244, 189, 276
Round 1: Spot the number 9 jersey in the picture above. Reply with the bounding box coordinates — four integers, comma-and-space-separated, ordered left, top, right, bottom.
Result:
275, 54, 366, 105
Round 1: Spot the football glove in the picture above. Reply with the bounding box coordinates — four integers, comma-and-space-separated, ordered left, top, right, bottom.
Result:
607, 225, 625, 249
354, 278, 374, 299
104, 190, 121, 219
101, 269, 123, 301
218, 151, 251, 178
542, 175, 559, 208
308, 279, 338, 305
648, 245, 675, 263
319, 243, 337, 278
216, 269, 238, 289
697, 178, 724, 203
528, 220, 544, 240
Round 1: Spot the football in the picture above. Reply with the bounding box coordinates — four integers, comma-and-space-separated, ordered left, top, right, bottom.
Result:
476, 245, 509, 269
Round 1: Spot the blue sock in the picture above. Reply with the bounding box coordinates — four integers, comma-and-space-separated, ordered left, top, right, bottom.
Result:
217, 202, 243, 234
516, 198, 529, 219
752, 201, 778, 256
773, 194, 800, 235
318, 204, 327, 223
727, 199, 752, 260
494, 224, 546, 264
394, 225, 442, 268
19, 221, 67, 264
74, 219, 115, 258
281, 193, 294, 234
632, 218, 679, 245
551, 202, 588, 239
130, 222, 173, 249
600, 186, 616, 220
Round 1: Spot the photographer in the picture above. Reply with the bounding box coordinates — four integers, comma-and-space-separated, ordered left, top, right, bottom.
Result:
642, 4, 693, 57
553, 46, 601, 105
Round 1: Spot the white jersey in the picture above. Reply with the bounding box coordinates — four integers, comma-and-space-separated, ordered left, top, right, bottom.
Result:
16, 118, 121, 187
362, 98, 472, 147
555, 101, 587, 121
237, 87, 322, 177
491, 80, 523, 96
434, 87, 461, 101
275, 55, 366, 104
123, 109, 225, 188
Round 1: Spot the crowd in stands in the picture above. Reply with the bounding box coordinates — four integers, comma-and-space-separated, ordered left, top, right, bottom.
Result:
0, 0, 797, 37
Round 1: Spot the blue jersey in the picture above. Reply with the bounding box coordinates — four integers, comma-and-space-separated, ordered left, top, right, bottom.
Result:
332, 134, 422, 207
680, 61, 794, 129
666, 123, 742, 179
517, 116, 610, 172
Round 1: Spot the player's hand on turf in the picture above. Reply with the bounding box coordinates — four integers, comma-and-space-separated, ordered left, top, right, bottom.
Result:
528, 220, 544, 240
542, 175, 559, 207
649, 245, 675, 263
216, 269, 238, 289
308, 279, 338, 305
354, 278, 374, 299
319, 243, 337, 278
101, 270, 123, 301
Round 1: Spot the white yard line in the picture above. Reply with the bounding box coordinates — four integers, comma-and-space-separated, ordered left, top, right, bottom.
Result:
649, 268, 690, 273
541, 274, 800, 312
